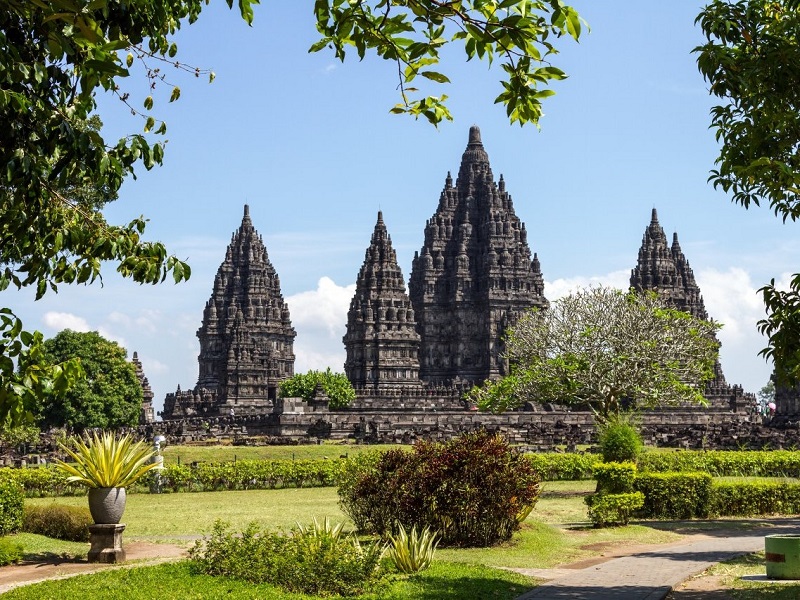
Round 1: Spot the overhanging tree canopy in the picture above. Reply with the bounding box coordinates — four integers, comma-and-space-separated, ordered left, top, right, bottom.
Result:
695, 0, 800, 386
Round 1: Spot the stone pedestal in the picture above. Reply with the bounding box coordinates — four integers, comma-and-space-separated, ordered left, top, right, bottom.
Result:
88, 523, 126, 563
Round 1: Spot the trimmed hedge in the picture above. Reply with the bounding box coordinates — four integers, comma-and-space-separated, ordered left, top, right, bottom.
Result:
0, 480, 24, 536
709, 481, 800, 517
525, 452, 599, 481
586, 492, 644, 527
23, 504, 92, 541
634, 472, 713, 520
0, 459, 346, 497
638, 450, 800, 478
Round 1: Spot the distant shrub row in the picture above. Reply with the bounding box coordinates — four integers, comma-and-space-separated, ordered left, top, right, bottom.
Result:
0, 459, 346, 496
4, 448, 800, 497
528, 449, 800, 481
637, 450, 800, 478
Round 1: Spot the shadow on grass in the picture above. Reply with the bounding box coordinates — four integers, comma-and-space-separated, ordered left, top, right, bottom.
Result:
20, 552, 84, 565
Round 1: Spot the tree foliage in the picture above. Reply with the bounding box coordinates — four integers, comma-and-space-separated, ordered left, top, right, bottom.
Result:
279, 369, 356, 409
312, 0, 584, 125
695, 1, 800, 386
0, 310, 83, 429
471, 287, 720, 418
40, 330, 142, 431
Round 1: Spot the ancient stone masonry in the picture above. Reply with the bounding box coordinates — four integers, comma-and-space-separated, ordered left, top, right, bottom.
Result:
409, 125, 548, 387
630, 208, 754, 411
343, 211, 422, 391
132, 352, 154, 424
162, 205, 296, 418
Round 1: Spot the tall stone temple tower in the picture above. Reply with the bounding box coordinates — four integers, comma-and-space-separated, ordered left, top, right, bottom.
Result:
409, 126, 548, 386
343, 212, 422, 391
162, 205, 296, 418
630, 208, 753, 410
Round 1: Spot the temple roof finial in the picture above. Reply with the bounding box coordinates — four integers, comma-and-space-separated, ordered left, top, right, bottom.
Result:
651, 207, 658, 224
469, 125, 482, 145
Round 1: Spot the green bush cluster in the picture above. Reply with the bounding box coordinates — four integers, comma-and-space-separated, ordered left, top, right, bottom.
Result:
338, 430, 541, 547
0, 480, 24, 536
585, 462, 643, 527
597, 415, 643, 463
189, 519, 385, 597
0, 537, 23, 566
637, 450, 800, 477
634, 472, 713, 519
586, 492, 645, 527
23, 503, 92, 542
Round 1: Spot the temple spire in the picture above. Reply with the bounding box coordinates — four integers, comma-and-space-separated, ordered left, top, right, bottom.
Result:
344, 212, 421, 391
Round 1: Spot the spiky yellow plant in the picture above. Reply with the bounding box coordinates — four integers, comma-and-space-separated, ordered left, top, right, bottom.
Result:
54, 431, 157, 488
388, 523, 439, 574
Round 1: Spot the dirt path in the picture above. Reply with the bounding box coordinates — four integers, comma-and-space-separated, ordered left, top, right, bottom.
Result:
0, 542, 188, 594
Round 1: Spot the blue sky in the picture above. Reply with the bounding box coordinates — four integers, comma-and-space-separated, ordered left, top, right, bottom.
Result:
9, 2, 798, 414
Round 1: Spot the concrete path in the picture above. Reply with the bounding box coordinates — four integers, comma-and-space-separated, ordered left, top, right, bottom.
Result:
514, 519, 800, 600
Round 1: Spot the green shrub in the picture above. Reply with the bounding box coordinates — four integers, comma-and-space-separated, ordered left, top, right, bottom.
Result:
0, 480, 24, 536
0, 537, 24, 566
189, 519, 386, 596
634, 472, 712, 519
585, 492, 645, 527
597, 414, 643, 463
388, 523, 439, 574
709, 481, 800, 517
338, 430, 541, 547
593, 462, 637, 494
23, 503, 92, 542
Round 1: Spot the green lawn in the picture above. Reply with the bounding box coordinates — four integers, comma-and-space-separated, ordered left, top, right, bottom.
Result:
12, 476, 771, 598
0, 560, 538, 600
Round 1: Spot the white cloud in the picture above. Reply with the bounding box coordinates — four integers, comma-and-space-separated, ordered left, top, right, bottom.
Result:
42, 312, 90, 332
141, 357, 169, 375
545, 270, 631, 299
287, 277, 355, 373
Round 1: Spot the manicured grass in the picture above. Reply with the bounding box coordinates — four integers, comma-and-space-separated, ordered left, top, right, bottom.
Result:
26, 487, 345, 540
0, 559, 538, 600
11, 533, 87, 561
697, 551, 800, 599
160, 443, 399, 465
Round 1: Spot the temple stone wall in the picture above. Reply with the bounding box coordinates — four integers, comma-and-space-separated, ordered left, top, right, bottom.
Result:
142, 403, 790, 452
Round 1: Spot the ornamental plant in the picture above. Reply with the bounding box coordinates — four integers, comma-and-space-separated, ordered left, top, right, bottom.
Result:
54, 431, 157, 488
388, 523, 439, 574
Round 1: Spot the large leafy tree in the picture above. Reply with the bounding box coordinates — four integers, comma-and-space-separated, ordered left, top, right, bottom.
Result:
279, 368, 356, 409
1, 0, 582, 425
695, 0, 800, 385
471, 287, 720, 419
40, 330, 142, 431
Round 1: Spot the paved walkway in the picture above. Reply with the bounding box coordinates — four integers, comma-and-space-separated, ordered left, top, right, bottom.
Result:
513, 519, 800, 600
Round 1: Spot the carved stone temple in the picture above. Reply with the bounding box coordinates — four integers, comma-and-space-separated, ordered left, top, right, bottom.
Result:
408, 125, 548, 386
132, 352, 154, 424
153, 128, 773, 448
630, 208, 754, 411
162, 205, 296, 418
343, 211, 422, 391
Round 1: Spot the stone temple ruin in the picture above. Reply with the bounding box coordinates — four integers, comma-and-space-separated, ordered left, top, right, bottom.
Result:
151, 126, 782, 448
